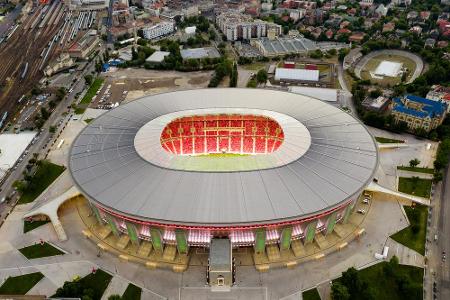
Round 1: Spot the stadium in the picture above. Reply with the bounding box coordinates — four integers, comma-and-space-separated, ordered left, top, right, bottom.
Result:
69, 89, 378, 253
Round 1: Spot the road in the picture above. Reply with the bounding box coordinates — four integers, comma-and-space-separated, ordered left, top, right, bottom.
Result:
436, 163, 450, 299
336, 63, 355, 115
0, 61, 94, 221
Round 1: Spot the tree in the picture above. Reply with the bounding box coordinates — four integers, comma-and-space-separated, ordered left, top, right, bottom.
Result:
84, 75, 93, 85
331, 282, 350, 300
256, 69, 268, 84
108, 295, 122, 300
229, 63, 238, 87
409, 158, 420, 168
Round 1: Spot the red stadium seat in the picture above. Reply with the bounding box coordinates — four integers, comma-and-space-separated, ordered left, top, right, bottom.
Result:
161, 115, 284, 155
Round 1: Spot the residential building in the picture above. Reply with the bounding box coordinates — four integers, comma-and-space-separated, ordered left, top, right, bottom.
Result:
216, 11, 281, 41
426, 85, 450, 112
142, 21, 174, 40
391, 95, 447, 131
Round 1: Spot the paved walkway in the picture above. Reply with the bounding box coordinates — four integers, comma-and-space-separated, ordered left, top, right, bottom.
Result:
101, 276, 129, 300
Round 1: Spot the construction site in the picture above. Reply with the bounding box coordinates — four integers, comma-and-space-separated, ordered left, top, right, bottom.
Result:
0, 0, 105, 130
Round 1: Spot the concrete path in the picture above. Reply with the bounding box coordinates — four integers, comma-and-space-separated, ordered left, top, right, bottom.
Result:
101, 275, 129, 300
386, 238, 424, 268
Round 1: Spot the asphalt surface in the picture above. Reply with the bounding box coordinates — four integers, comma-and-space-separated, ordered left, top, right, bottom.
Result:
0, 61, 94, 220
437, 163, 450, 299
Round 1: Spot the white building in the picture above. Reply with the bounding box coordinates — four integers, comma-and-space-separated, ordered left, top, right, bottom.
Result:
275, 68, 319, 82
142, 22, 174, 40
216, 11, 281, 41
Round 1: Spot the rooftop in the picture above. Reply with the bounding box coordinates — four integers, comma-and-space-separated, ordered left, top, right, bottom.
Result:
393, 95, 447, 118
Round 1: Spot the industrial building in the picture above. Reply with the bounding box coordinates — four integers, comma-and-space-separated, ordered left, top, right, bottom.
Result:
275, 68, 320, 82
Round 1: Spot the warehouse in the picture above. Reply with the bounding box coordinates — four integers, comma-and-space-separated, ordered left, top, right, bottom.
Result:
274, 68, 320, 82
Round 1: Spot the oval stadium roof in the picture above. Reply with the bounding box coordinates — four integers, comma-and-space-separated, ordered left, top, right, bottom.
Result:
69, 89, 378, 227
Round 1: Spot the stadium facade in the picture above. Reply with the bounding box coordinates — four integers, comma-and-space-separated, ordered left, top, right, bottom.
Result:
69, 89, 378, 254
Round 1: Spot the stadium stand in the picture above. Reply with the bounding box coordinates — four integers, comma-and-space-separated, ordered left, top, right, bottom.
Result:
160, 115, 284, 155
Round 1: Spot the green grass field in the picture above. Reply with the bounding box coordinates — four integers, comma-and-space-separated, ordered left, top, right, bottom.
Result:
333, 261, 423, 300
375, 136, 405, 143
302, 288, 321, 300
391, 205, 428, 255
75, 78, 104, 115
19, 242, 64, 259
360, 54, 417, 86
52, 269, 112, 300
23, 220, 50, 233
80, 78, 104, 105
122, 283, 142, 300
17, 161, 65, 204
398, 177, 432, 198
397, 166, 434, 174
353, 262, 422, 300
0, 272, 44, 295
78, 269, 112, 300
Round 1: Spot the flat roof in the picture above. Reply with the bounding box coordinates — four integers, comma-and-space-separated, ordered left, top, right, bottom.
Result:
0, 132, 36, 180
69, 89, 378, 226
374, 61, 402, 77
275, 68, 319, 81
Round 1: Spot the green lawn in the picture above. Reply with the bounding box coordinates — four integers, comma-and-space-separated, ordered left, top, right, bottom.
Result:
302, 288, 321, 300
375, 136, 405, 143
84, 118, 94, 124
19, 242, 64, 259
17, 161, 65, 204
52, 269, 112, 300
391, 205, 428, 255
397, 166, 434, 174
80, 78, 104, 105
23, 220, 50, 233
398, 177, 432, 198
0, 272, 44, 295
355, 262, 422, 300
122, 283, 142, 300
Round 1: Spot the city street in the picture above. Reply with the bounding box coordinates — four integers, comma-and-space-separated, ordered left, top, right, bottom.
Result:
0, 61, 94, 223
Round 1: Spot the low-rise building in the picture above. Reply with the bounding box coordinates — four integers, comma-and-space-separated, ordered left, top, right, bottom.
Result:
274, 68, 319, 82
180, 47, 221, 60
362, 96, 390, 112
391, 95, 447, 132
426, 85, 450, 112
68, 32, 99, 59
146, 51, 170, 63
142, 21, 174, 40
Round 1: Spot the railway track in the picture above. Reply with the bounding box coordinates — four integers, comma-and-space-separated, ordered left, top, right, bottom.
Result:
0, 3, 65, 119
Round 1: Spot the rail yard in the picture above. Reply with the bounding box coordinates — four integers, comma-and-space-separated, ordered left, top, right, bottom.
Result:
0, 0, 98, 129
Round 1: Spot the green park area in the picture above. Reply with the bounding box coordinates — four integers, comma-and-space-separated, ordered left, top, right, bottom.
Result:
15, 160, 65, 204
122, 283, 142, 300
23, 219, 50, 233
53, 269, 113, 300
332, 258, 422, 300
398, 177, 432, 198
19, 242, 64, 259
0, 272, 44, 295
375, 136, 405, 143
302, 288, 321, 300
75, 77, 104, 114
397, 166, 434, 174
391, 205, 428, 255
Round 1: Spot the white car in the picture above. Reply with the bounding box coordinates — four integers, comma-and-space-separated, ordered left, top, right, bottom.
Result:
357, 209, 366, 214
362, 198, 370, 204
